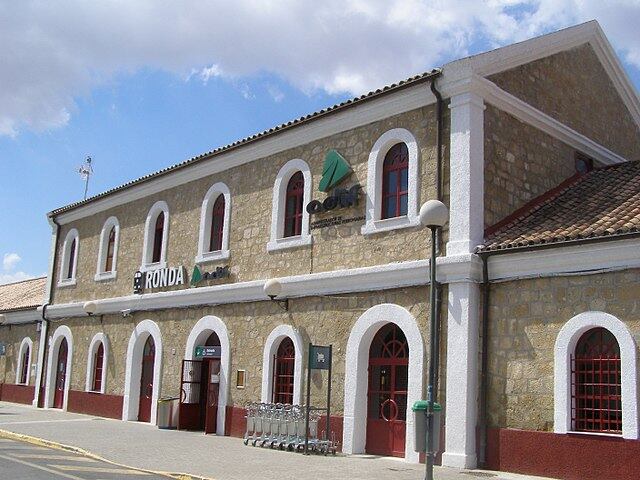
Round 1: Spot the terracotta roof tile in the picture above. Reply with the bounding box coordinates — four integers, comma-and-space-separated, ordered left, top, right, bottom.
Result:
481, 162, 640, 252
0, 277, 46, 312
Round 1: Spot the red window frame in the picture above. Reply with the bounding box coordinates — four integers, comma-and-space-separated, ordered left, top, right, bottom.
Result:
381, 143, 409, 219
66, 238, 76, 279
209, 194, 225, 252
152, 212, 164, 263
284, 171, 304, 238
272, 338, 295, 404
92, 342, 104, 392
19, 346, 30, 384
104, 226, 116, 272
571, 327, 622, 434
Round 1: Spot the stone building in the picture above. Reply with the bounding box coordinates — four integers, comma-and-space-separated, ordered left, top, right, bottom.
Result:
1, 20, 640, 480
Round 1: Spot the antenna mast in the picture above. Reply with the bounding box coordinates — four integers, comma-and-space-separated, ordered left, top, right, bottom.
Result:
78, 156, 93, 200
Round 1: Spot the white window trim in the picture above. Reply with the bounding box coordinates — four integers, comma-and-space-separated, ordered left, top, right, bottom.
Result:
361, 128, 420, 236
57, 229, 79, 287
85, 333, 109, 394
15, 337, 33, 385
95, 217, 120, 281
261, 325, 304, 405
140, 201, 169, 272
122, 319, 163, 424
267, 159, 313, 252
196, 183, 231, 263
554, 311, 639, 439
44, 325, 73, 411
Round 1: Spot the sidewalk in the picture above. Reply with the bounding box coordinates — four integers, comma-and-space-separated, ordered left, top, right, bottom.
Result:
0, 401, 556, 480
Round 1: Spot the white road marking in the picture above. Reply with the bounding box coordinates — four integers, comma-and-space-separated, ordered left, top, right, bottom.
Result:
0, 453, 86, 479
12, 453, 97, 462
50, 464, 151, 475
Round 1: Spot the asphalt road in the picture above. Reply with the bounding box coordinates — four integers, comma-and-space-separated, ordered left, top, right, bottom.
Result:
0, 437, 170, 480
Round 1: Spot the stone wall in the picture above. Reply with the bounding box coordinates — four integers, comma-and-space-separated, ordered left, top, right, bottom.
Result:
486, 269, 640, 431
53, 285, 449, 416
0, 323, 40, 387
484, 105, 581, 228
489, 44, 640, 162
52, 105, 448, 305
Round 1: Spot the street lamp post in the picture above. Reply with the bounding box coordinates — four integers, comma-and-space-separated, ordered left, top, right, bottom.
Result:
419, 200, 449, 480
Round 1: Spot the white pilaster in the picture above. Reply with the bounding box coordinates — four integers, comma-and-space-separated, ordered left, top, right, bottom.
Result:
442, 280, 480, 468
447, 92, 485, 256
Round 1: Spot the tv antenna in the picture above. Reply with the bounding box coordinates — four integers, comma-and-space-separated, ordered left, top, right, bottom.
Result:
78, 156, 93, 200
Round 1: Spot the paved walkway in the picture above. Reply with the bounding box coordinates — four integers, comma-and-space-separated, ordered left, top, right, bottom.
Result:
0, 402, 555, 480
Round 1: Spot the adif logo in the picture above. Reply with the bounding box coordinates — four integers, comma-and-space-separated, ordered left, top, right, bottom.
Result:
318, 150, 352, 192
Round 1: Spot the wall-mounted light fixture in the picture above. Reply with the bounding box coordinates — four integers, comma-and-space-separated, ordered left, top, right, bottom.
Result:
0, 314, 5, 325
263, 279, 289, 311
83, 301, 98, 316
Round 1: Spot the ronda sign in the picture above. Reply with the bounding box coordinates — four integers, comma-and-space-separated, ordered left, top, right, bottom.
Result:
133, 266, 185, 294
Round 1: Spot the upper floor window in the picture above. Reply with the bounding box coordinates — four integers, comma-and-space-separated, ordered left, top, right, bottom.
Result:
86, 333, 108, 394
58, 228, 79, 287
284, 171, 304, 237
196, 183, 231, 263
141, 201, 169, 270
572, 327, 621, 434
95, 217, 119, 281
362, 128, 420, 235
267, 159, 312, 252
16, 338, 32, 385
381, 143, 409, 219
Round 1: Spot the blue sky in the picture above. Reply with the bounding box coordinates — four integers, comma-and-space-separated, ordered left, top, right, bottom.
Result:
1, 1, 640, 283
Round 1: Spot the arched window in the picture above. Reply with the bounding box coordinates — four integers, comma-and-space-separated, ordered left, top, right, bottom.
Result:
572, 327, 622, 434
209, 195, 225, 252
381, 143, 409, 219
92, 342, 104, 392
95, 217, 119, 281
58, 229, 79, 286
19, 344, 30, 385
105, 227, 116, 272
284, 171, 304, 238
152, 212, 164, 264
273, 338, 295, 404
66, 239, 76, 279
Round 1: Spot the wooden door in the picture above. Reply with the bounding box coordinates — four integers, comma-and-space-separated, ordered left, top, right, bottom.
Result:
138, 336, 155, 422
204, 359, 220, 434
366, 324, 409, 457
178, 359, 202, 430
53, 339, 68, 409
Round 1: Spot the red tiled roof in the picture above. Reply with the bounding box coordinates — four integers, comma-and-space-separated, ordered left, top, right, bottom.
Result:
0, 277, 46, 312
481, 162, 640, 252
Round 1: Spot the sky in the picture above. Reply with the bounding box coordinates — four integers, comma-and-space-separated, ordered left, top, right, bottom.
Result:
1, 1, 640, 284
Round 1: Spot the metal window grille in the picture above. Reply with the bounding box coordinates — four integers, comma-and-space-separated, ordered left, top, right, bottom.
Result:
272, 338, 295, 404
19, 347, 29, 384
284, 171, 304, 238
381, 143, 409, 220
92, 342, 104, 392
571, 327, 622, 434
209, 194, 225, 252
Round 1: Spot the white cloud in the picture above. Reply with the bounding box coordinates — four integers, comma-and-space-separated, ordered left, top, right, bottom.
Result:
267, 84, 285, 103
3, 253, 21, 271
0, 271, 35, 285
1, 1, 639, 136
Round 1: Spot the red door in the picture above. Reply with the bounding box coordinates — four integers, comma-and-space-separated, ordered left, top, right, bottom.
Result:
138, 336, 155, 422
53, 339, 68, 409
366, 324, 409, 457
204, 359, 220, 434
272, 338, 295, 404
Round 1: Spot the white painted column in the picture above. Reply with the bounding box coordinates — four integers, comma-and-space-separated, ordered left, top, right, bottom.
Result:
442, 91, 484, 468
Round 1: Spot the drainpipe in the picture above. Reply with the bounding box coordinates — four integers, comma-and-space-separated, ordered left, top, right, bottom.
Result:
35, 215, 59, 408
478, 252, 491, 466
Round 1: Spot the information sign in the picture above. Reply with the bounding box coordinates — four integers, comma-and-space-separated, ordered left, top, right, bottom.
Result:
195, 346, 221, 358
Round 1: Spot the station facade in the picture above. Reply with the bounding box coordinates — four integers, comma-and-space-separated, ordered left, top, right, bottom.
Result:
2, 21, 640, 480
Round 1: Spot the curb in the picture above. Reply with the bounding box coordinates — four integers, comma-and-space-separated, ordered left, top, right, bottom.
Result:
0, 428, 215, 480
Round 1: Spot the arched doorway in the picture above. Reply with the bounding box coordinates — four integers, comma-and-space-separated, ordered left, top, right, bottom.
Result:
138, 336, 155, 422
366, 323, 409, 457
199, 332, 221, 433
273, 338, 295, 404
53, 338, 68, 409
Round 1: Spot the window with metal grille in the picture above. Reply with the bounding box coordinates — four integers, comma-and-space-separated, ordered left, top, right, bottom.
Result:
66, 238, 76, 279
273, 338, 295, 404
152, 212, 164, 263
209, 194, 225, 252
284, 171, 304, 237
92, 342, 104, 392
19, 345, 30, 384
381, 143, 409, 219
104, 226, 116, 272
571, 327, 622, 434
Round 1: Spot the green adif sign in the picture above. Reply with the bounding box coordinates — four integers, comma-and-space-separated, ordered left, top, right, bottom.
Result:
195, 345, 221, 358
318, 150, 352, 192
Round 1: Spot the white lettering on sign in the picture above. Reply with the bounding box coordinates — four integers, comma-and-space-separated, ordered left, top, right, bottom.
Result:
317, 353, 325, 363
145, 266, 185, 290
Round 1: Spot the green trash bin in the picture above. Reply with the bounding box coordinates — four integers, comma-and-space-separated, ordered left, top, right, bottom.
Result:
412, 400, 442, 453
